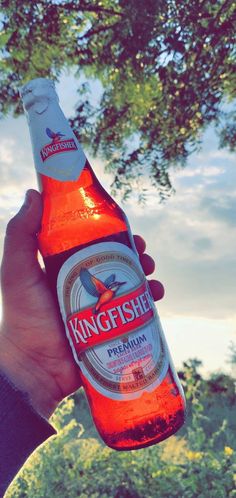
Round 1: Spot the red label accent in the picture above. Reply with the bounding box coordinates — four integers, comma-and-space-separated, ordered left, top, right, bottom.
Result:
40, 138, 78, 161
67, 283, 154, 354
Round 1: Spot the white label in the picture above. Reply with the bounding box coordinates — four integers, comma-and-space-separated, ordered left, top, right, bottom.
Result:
57, 242, 169, 400
27, 99, 86, 181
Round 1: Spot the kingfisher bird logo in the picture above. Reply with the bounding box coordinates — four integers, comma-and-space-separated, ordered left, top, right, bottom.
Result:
66, 266, 154, 353
46, 127, 65, 143
80, 268, 126, 313
40, 127, 78, 162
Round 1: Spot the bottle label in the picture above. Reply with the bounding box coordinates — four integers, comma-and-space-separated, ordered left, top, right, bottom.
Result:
57, 242, 169, 400
40, 135, 78, 162
26, 97, 86, 181
36, 125, 86, 181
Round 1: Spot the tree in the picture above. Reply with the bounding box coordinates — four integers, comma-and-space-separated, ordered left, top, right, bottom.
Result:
178, 358, 203, 403
206, 372, 236, 406
0, 0, 235, 199
227, 341, 236, 379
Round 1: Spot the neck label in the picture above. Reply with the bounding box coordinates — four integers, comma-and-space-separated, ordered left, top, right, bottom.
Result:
28, 104, 86, 181
41, 133, 78, 162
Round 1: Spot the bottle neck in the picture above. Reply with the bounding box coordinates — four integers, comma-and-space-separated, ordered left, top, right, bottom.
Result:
25, 94, 86, 183
37, 159, 98, 194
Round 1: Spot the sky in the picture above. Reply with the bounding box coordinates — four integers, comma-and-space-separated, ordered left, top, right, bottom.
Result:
0, 71, 235, 377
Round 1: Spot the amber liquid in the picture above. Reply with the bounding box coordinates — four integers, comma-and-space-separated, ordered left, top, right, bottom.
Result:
39, 162, 186, 450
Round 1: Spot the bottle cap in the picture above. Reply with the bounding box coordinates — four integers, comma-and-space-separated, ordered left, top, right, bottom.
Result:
20, 78, 58, 114
21, 77, 55, 96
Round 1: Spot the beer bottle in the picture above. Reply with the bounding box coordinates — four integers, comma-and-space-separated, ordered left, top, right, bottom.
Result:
20, 78, 186, 450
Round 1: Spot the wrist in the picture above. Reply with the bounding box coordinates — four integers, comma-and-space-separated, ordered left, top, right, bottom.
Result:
0, 330, 59, 419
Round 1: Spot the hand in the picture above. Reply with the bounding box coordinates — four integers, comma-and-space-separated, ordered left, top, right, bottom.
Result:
0, 190, 164, 419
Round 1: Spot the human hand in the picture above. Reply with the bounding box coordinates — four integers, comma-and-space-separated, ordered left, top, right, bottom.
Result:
0, 190, 164, 419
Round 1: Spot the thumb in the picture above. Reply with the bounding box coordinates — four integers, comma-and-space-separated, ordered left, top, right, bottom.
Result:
1, 190, 43, 288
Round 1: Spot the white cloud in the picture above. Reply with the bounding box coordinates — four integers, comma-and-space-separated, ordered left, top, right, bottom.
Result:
0, 116, 36, 188
172, 164, 225, 179
0, 139, 15, 164
198, 149, 236, 161
125, 134, 236, 323
161, 315, 236, 374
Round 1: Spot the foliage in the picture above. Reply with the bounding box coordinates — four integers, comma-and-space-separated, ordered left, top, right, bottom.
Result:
0, 0, 236, 199
6, 362, 236, 498
227, 341, 236, 374
178, 358, 236, 448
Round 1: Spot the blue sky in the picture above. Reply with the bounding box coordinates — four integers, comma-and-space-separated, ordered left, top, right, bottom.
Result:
0, 72, 235, 376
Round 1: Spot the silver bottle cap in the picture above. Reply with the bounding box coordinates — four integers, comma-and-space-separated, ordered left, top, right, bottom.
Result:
20, 78, 58, 114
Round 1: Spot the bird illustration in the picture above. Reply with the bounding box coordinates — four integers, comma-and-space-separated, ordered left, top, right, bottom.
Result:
46, 127, 65, 142
80, 268, 126, 313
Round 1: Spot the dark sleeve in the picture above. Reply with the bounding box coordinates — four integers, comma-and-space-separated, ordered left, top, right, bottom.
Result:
0, 372, 56, 497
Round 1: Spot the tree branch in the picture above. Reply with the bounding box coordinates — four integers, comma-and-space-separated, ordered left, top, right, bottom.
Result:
212, 0, 234, 26
77, 21, 120, 40
57, 1, 122, 17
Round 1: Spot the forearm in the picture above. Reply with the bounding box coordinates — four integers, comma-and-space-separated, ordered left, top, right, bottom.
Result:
0, 329, 57, 495
0, 371, 56, 496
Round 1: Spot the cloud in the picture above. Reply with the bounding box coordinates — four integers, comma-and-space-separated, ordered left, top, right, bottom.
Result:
0, 139, 15, 165
192, 237, 212, 252
0, 116, 36, 189
0, 115, 38, 251
125, 128, 236, 321
128, 202, 236, 320
197, 148, 236, 161
173, 164, 225, 179
200, 194, 236, 227
162, 315, 236, 374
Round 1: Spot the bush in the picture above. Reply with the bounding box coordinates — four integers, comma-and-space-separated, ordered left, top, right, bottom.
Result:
6, 396, 236, 498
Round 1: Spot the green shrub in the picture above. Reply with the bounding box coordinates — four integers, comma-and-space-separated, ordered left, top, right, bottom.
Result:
6, 395, 236, 498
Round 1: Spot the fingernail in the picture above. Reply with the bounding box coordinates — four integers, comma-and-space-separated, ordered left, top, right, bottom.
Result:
23, 191, 32, 209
